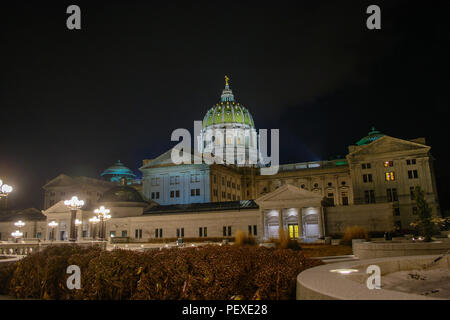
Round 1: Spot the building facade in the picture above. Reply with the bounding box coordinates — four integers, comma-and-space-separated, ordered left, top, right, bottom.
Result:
0, 79, 442, 243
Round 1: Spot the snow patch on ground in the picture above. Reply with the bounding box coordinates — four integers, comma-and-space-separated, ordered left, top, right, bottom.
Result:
382, 268, 450, 299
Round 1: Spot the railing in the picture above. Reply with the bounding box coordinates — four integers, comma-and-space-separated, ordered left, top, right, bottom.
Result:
0, 241, 107, 256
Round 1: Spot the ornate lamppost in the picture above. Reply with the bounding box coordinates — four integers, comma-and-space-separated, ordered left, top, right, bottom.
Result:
94, 206, 111, 241
89, 216, 100, 240
0, 179, 13, 209
13, 220, 25, 241
64, 196, 84, 242
48, 221, 58, 242
75, 219, 82, 241
0, 179, 13, 197
11, 230, 23, 243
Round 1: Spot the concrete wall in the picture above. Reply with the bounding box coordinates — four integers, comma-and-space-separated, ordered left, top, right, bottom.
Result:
106, 209, 261, 241
325, 203, 395, 235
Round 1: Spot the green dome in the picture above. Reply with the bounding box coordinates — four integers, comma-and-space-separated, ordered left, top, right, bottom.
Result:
202, 80, 255, 129
101, 160, 136, 182
356, 127, 385, 146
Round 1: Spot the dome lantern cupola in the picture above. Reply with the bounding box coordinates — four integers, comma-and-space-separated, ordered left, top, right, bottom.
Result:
356, 127, 385, 146
101, 160, 136, 183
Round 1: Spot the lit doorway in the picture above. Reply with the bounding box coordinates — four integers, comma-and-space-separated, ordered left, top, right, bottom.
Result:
288, 224, 299, 240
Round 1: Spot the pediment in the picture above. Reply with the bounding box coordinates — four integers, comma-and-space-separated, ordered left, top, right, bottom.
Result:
140, 148, 203, 169
43, 174, 76, 189
42, 200, 70, 215
255, 184, 323, 205
347, 136, 430, 159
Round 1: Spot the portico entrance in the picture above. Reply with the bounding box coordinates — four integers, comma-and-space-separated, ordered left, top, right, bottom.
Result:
255, 184, 325, 242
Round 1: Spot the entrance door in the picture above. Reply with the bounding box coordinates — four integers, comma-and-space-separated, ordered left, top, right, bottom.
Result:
288, 224, 299, 240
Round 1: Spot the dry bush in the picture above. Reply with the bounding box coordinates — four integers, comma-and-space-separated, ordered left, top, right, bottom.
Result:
234, 230, 256, 246
0, 262, 16, 294
4, 244, 321, 300
269, 228, 302, 251
9, 245, 103, 299
340, 225, 368, 246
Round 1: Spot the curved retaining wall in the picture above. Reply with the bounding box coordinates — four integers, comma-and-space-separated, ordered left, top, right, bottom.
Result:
297, 255, 450, 300
353, 240, 450, 259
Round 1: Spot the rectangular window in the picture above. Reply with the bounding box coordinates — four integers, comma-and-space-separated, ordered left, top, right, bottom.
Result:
213, 175, 217, 183
176, 190, 180, 198
203, 227, 207, 237
159, 228, 163, 238
110, 231, 116, 237
135, 229, 139, 239
223, 226, 227, 237
222, 177, 225, 185
196, 188, 200, 196
385, 172, 395, 181
232, 182, 235, 189
122, 230, 127, 237
387, 188, 398, 202
175, 176, 180, 184
156, 192, 160, 199
228, 226, 232, 236
199, 227, 203, 237
253, 225, 257, 236
362, 163, 371, 169
155, 229, 159, 238
170, 190, 174, 198
191, 189, 195, 196
408, 170, 419, 179
248, 225, 252, 235
170, 176, 175, 185
363, 174, 372, 183
139, 229, 142, 239
237, 184, 240, 190
384, 161, 394, 167
394, 208, 400, 216
407, 159, 416, 165
364, 190, 376, 203
227, 193, 231, 199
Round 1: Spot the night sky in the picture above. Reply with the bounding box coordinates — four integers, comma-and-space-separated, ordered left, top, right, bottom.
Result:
0, 1, 447, 210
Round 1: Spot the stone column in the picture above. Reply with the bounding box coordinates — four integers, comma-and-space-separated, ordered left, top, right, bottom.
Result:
297, 208, 303, 241
318, 206, 325, 238
69, 209, 77, 242
278, 208, 283, 237
260, 209, 265, 241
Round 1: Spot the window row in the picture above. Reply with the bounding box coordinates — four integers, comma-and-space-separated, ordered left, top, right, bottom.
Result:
362, 169, 419, 183
361, 159, 417, 170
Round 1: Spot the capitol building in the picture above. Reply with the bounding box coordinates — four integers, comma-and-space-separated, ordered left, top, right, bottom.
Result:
0, 78, 442, 243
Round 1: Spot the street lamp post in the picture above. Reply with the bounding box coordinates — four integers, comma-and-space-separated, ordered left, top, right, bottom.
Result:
11, 230, 23, 243
13, 220, 25, 242
64, 196, 84, 242
48, 221, 58, 242
0, 179, 13, 209
75, 219, 82, 241
93, 206, 111, 241
89, 216, 100, 240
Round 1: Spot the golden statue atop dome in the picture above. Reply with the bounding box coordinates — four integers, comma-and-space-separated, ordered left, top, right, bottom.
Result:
225, 75, 230, 86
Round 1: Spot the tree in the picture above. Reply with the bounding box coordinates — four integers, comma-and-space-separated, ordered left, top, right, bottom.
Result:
410, 187, 441, 242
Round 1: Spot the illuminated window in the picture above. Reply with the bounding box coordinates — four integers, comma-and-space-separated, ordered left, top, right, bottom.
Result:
384, 161, 394, 167
385, 172, 395, 181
